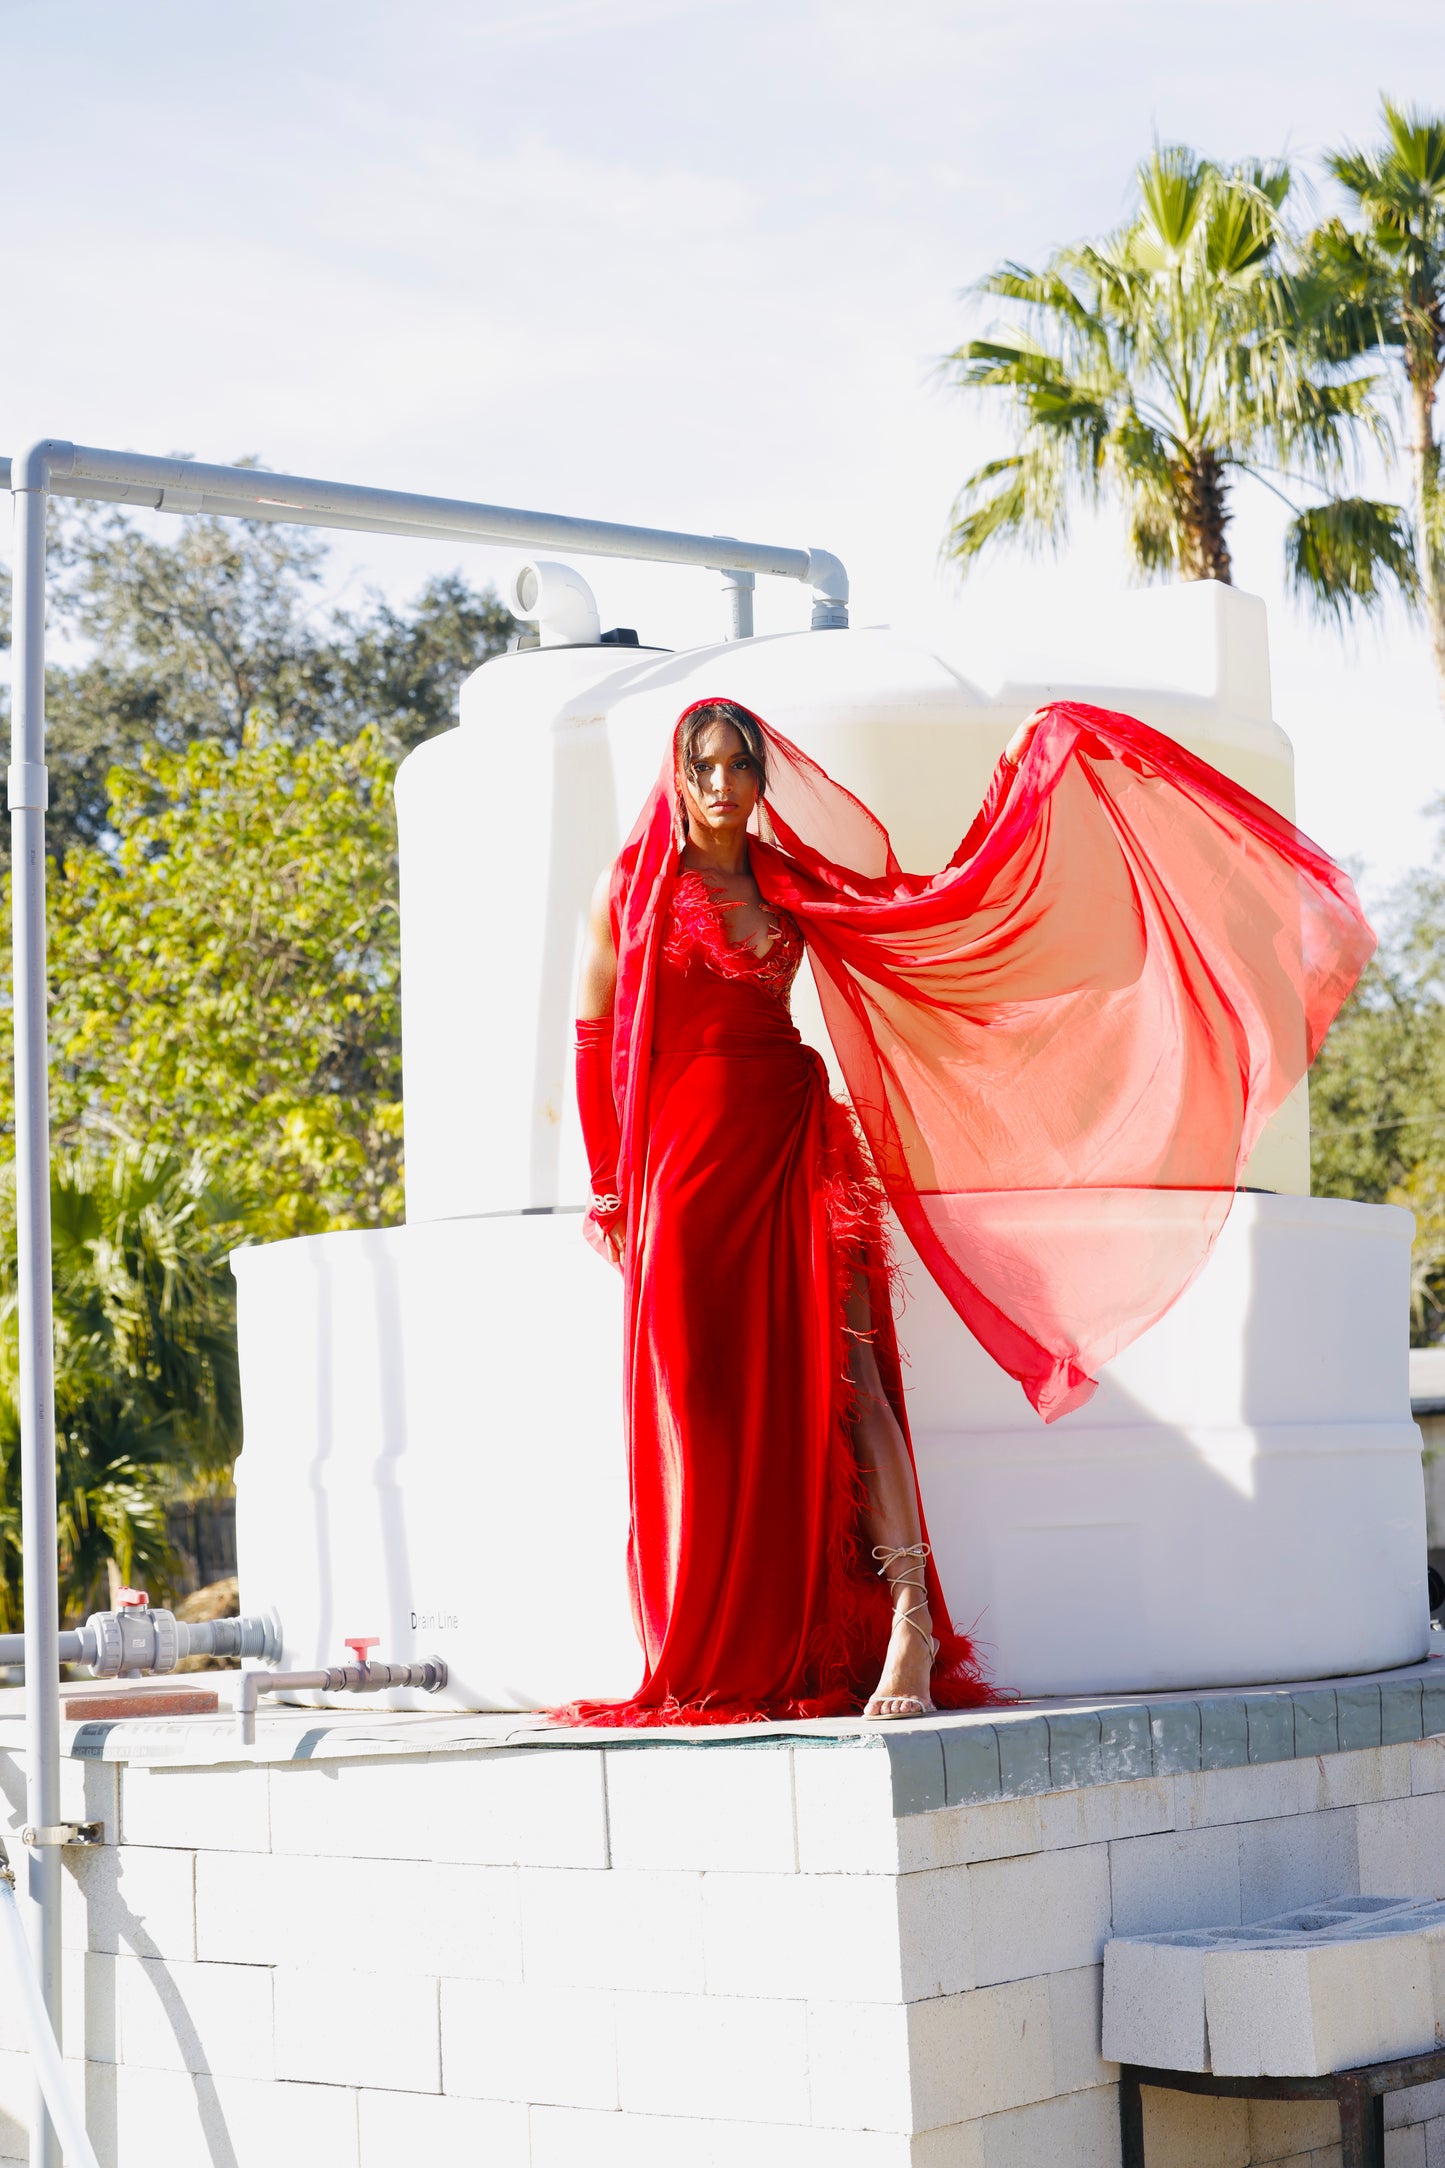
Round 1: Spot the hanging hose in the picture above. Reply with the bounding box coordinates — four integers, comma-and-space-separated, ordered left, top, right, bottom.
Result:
0, 1862, 101, 2168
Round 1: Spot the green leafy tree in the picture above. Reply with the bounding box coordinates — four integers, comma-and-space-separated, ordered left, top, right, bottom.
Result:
0, 1143, 244, 1625
0, 499, 514, 1612
943, 144, 1415, 614
32, 494, 513, 867
1311, 810, 1445, 1343
11, 726, 406, 1241
1307, 103, 1445, 707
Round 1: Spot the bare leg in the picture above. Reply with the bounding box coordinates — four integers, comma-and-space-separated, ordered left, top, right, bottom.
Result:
846, 1276, 936, 1717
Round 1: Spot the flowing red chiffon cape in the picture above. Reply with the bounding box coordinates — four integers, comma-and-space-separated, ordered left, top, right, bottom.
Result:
566, 698, 1373, 1726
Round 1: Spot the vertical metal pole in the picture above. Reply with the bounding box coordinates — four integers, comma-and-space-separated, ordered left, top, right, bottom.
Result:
10, 455, 61, 2168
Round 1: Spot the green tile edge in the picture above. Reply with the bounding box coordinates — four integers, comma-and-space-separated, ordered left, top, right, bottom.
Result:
883, 1669, 1441, 1817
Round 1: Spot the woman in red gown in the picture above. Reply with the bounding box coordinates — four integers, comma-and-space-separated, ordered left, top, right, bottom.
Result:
570, 696, 1374, 1726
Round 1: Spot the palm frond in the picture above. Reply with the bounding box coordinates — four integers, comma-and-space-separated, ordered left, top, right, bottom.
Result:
942, 451, 1070, 568
1284, 496, 1418, 622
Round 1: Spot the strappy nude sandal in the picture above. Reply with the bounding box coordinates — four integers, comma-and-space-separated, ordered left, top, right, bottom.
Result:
864, 1542, 939, 1720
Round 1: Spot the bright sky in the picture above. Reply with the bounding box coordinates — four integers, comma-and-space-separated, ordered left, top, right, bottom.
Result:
2, 0, 1441, 909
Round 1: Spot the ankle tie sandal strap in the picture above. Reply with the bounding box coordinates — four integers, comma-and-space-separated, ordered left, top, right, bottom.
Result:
871, 1543, 940, 1662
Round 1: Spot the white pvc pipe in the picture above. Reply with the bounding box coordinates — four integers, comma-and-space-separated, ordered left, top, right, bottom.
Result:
9, 457, 62, 2168
1, 444, 849, 620
0, 1878, 100, 2168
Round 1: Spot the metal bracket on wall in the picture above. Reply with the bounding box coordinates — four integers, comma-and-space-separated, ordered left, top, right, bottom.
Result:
20, 1823, 104, 1849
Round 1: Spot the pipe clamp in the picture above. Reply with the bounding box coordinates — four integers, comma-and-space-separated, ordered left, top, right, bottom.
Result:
21, 1824, 103, 1849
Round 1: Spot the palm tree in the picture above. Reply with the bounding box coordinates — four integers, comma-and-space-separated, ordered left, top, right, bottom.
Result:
1308, 103, 1445, 709
943, 145, 1415, 623
0, 1141, 245, 1626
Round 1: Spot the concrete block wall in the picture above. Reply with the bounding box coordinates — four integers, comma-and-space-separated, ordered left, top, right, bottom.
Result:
0, 1703, 1444, 2163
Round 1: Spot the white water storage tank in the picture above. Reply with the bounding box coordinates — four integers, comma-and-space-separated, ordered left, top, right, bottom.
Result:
233, 581, 1427, 1706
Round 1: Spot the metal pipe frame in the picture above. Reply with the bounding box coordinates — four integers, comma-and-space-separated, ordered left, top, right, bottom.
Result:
5, 436, 847, 2162
10, 444, 60, 2168
0, 443, 850, 624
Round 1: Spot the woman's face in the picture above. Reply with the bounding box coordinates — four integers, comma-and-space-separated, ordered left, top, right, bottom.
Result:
677, 721, 762, 837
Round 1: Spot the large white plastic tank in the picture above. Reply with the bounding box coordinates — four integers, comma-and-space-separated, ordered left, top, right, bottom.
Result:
395, 584, 1306, 1221
234, 580, 1427, 1705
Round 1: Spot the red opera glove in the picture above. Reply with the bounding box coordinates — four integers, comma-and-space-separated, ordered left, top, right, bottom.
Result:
575, 1016, 623, 1261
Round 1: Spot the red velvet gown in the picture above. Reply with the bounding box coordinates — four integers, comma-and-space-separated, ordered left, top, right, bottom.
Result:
567, 698, 1376, 1725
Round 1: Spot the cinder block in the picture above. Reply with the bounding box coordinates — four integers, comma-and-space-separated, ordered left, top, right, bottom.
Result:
897, 1867, 975, 2003
1337, 1687, 1384, 1753
912, 2123, 986, 2168
113, 2063, 360, 2168
1359, 1794, 1445, 1898
114, 1953, 274, 2078
65, 1844, 197, 1960
1204, 1932, 1434, 2076
267, 1746, 609, 1867
0, 1950, 120, 2067
273, 1963, 440, 2093
1102, 1934, 1210, 2071
0, 2050, 30, 2161
941, 1723, 1001, 1807
977, 2083, 1120, 2168
606, 1745, 796, 1874
531, 2104, 919, 2166
1239, 1809, 1359, 1920
885, 1731, 946, 1815
906, 1976, 1055, 2128
1047, 1712, 1102, 1791
1413, 1739, 1445, 1796
196, 1850, 522, 1979
1150, 1703, 1203, 1776
0, 1753, 117, 1842
442, 1978, 617, 2108
359, 2086, 528, 2166
993, 1716, 1051, 1797
1387, 2125, 1428, 2168
1110, 1825, 1241, 1936
523, 1866, 703, 1992
1140, 2082, 1249, 2168
1247, 2097, 1342, 2159
794, 1744, 899, 1875
1038, 1778, 1173, 1852
1200, 1698, 1250, 1771
806, 1998, 913, 2132
1386, 2078, 1445, 2128
1174, 1758, 1318, 1832
968, 1842, 1111, 1986
897, 1795, 1041, 1875
1050, 1963, 1112, 2093
615, 1988, 810, 2124
1316, 1745, 1412, 1811
703, 1868, 905, 2003
121, 1762, 269, 1852
1427, 2114, 1445, 2168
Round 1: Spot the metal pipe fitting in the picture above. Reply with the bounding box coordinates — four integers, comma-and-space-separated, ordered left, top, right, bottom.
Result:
238, 1656, 448, 1745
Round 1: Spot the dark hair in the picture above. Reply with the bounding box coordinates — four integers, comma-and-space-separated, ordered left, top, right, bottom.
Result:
676, 701, 768, 793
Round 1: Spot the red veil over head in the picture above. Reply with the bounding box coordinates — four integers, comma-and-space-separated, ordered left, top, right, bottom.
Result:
607, 699, 1374, 1421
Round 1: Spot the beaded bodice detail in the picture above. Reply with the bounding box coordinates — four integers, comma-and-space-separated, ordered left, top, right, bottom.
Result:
663, 871, 804, 1011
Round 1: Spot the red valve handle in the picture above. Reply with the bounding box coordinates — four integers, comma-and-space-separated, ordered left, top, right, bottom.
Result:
345, 1636, 380, 1667
116, 1588, 149, 1609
